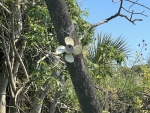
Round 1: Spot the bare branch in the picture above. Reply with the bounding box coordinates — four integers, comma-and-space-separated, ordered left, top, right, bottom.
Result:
125, 0, 150, 10
112, 0, 121, 3
15, 81, 31, 106
80, 0, 149, 41
91, 0, 123, 28
37, 54, 50, 64
0, 35, 16, 93
13, 39, 26, 75
119, 13, 142, 24
80, 0, 123, 41
36, 53, 50, 69
11, 39, 29, 81
128, 0, 138, 10
122, 7, 148, 17
0, 23, 10, 33
0, 2, 11, 14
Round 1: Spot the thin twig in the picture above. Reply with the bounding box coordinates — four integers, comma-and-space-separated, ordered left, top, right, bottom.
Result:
125, 0, 150, 10
128, 0, 138, 10
122, 7, 147, 17
119, 13, 142, 24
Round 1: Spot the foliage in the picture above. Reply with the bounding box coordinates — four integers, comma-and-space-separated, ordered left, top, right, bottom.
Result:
1, 0, 150, 113
1, 0, 90, 112
23, 0, 94, 112
86, 35, 149, 113
93, 64, 150, 113
65, 0, 94, 46
140, 65, 150, 111
23, 0, 86, 112
87, 33, 128, 77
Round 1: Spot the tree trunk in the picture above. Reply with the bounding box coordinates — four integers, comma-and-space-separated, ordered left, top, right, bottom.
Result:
44, 0, 101, 113
0, 73, 8, 113
30, 83, 50, 113
30, 90, 45, 113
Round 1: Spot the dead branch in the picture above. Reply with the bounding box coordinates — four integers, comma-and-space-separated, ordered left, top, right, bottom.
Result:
80, 0, 150, 41
119, 13, 142, 24
125, 0, 150, 10
122, 7, 147, 17
128, 0, 138, 10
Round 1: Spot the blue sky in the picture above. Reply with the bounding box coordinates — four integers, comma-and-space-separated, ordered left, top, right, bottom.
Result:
79, 0, 150, 64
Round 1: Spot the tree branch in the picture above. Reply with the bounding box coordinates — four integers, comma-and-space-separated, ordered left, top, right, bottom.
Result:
0, 2, 11, 14
13, 39, 26, 75
80, 0, 150, 41
11, 39, 29, 81
80, 0, 123, 41
125, 0, 150, 10
119, 13, 142, 24
0, 23, 10, 34
15, 81, 31, 106
0, 35, 16, 94
122, 7, 147, 17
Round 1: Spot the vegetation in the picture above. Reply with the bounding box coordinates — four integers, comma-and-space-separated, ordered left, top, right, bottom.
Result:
0, 0, 150, 113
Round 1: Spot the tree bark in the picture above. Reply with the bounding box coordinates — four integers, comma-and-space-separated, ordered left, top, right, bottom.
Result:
30, 82, 50, 113
44, 0, 101, 113
0, 73, 8, 113
30, 90, 46, 113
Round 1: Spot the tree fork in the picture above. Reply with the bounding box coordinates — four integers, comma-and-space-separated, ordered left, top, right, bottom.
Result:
44, 0, 101, 113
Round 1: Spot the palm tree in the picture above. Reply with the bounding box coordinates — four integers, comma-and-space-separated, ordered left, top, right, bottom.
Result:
86, 33, 129, 77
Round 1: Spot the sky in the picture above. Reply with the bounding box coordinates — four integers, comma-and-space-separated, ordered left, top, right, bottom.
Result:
79, 0, 150, 65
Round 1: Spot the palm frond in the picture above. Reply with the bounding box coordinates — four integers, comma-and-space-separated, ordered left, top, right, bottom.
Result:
87, 32, 130, 64
110, 35, 129, 54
